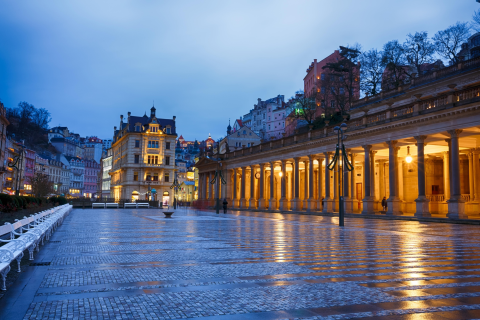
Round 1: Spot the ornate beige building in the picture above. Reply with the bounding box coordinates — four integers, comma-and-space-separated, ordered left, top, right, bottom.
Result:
110, 107, 177, 203
197, 57, 480, 219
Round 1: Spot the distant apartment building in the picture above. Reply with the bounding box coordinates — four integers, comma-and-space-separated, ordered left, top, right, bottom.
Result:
100, 149, 112, 199
240, 95, 285, 140
64, 156, 84, 196
84, 159, 100, 198
23, 148, 36, 194
219, 125, 261, 154
48, 158, 69, 195
82, 136, 103, 163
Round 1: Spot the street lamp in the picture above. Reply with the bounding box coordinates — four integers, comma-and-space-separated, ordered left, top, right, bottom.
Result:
328, 122, 353, 227
170, 172, 181, 209
210, 161, 226, 214
405, 146, 413, 163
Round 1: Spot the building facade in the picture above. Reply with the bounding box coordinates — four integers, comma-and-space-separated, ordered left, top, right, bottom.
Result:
197, 56, 480, 220
83, 137, 103, 163
100, 149, 112, 199
110, 107, 177, 203
83, 159, 100, 198
48, 158, 69, 195
219, 126, 261, 154
66, 156, 84, 196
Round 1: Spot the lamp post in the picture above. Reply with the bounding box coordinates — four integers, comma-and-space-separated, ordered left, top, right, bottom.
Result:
210, 160, 227, 214
146, 177, 152, 201
328, 122, 353, 227
170, 171, 181, 209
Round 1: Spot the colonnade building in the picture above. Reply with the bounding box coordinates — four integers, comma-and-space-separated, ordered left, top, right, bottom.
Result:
196, 57, 480, 219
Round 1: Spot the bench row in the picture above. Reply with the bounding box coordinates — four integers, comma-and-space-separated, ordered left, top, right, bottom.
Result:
0, 204, 72, 290
92, 203, 150, 209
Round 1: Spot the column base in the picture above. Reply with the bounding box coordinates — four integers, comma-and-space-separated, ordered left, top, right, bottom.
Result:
233, 199, 240, 208
386, 197, 403, 216
362, 197, 374, 214
306, 199, 316, 212
317, 200, 323, 211
291, 199, 301, 211
258, 198, 267, 210
240, 198, 248, 209
414, 197, 431, 217
303, 199, 309, 211
349, 199, 359, 213
447, 199, 467, 219
343, 197, 352, 213
248, 198, 257, 210
269, 199, 277, 211
322, 198, 333, 213
279, 198, 289, 211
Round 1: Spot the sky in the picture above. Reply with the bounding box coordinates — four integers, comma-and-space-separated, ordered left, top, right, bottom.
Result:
0, 0, 477, 143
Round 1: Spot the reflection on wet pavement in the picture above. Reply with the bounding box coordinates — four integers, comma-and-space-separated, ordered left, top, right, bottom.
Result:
1, 208, 480, 319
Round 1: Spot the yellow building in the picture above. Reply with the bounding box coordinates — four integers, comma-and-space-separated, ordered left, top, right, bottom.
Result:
110, 107, 177, 204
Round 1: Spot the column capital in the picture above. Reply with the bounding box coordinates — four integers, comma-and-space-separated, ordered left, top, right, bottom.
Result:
377, 159, 388, 164
473, 148, 480, 155
447, 129, 463, 138
323, 151, 332, 157
281, 159, 288, 165
249, 165, 255, 170
414, 135, 428, 143
307, 154, 314, 160
386, 140, 398, 147
362, 145, 372, 152
259, 163, 265, 168
370, 150, 377, 156
293, 157, 301, 163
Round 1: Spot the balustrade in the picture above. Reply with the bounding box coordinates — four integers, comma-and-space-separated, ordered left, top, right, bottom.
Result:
456, 86, 480, 102
420, 96, 447, 111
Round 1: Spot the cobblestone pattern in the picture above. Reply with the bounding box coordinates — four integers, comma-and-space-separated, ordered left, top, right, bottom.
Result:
3, 208, 480, 320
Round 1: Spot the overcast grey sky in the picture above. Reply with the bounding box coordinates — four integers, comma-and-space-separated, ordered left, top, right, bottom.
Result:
0, 0, 477, 142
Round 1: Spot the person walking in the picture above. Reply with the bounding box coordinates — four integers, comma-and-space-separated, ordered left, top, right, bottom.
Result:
222, 198, 228, 214
381, 197, 387, 211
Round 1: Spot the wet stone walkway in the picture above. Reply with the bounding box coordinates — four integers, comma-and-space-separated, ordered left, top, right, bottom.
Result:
2, 209, 480, 319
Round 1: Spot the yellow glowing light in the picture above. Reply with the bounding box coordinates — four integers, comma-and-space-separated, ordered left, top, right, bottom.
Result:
405, 146, 412, 163
278, 172, 283, 177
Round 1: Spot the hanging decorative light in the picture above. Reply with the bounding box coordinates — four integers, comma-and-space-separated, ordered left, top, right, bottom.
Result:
278, 171, 283, 177
406, 146, 413, 163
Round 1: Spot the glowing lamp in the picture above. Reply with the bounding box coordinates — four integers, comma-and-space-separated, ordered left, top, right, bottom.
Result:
406, 146, 413, 163
278, 172, 283, 177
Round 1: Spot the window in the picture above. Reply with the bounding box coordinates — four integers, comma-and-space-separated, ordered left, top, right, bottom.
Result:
263, 114, 265, 119
321, 87, 326, 94
135, 140, 140, 148
339, 87, 344, 95
166, 127, 171, 134
249, 132, 252, 136
268, 116, 270, 120
135, 126, 140, 132
330, 75, 335, 81
331, 87, 335, 93
165, 173, 170, 182
153, 173, 159, 181
166, 142, 170, 149
134, 155, 140, 163
247, 143, 250, 147
165, 156, 170, 165
331, 100, 335, 108
148, 141, 159, 148
148, 155, 159, 164
243, 130, 246, 134
134, 172, 138, 181
146, 173, 151, 181
321, 73, 325, 80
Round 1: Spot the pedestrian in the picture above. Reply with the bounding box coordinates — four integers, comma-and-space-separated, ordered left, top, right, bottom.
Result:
381, 197, 387, 211
222, 198, 228, 214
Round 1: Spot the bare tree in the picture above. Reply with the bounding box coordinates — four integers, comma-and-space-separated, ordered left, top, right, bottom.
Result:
31, 172, 53, 198
404, 31, 436, 74
381, 40, 409, 90
322, 45, 361, 115
472, 9, 480, 32
360, 49, 384, 96
433, 22, 470, 64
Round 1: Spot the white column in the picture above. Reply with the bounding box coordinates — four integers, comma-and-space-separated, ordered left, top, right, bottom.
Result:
317, 157, 323, 211
443, 151, 450, 201
248, 166, 256, 209
350, 153, 358, 212
269, 162, 276, 210
447, 129, 466, 219
387, 140, 402, 215
414, 136, 430, 217
307, 155, 316, 212
291, 157, 301, 211
362, 145, 374, 214
258, 163, 266, 210
279, 160, 288, 210
323, 152, 333, 213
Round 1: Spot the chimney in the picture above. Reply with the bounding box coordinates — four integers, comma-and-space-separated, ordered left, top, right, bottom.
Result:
127, 112, 131, 123
120, 115, 123, 129
173, 116, 176, 121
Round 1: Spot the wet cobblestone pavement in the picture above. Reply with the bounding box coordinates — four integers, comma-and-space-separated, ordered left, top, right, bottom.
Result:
1, 209, 480, 319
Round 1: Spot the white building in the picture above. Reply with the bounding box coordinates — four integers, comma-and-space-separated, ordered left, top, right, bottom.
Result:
101, 149, 112, 199
219, 126, 261, 154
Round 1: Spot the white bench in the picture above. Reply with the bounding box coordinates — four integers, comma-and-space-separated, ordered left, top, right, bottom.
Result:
105, 203, 119, 208
92, 203, 105, 209
136, 203, 149, 208
124, 203, 137, 208
0, 204, 72, 290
